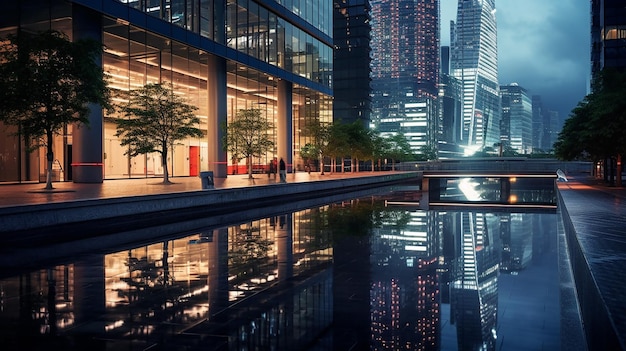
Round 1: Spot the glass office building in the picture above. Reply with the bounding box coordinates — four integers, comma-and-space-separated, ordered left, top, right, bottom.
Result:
0, 0, 333, 183
450, 0, 500, 154
591, 0, 626, 82
333, 0, 371, 127
500, 83, 532, 154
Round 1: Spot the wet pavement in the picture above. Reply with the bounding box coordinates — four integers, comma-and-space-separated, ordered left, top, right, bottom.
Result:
557, 176, 626, 351
0, 171, 376, 208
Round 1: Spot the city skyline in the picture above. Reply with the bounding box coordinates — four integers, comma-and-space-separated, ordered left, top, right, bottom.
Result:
441, 0, 589, 124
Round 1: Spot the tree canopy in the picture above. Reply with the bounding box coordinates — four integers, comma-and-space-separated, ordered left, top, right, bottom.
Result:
0, 29, 110, 189
114, 83, 204, 184
554, 68, 626, 185
223, 108, 275, 178
300, 119, 331, 174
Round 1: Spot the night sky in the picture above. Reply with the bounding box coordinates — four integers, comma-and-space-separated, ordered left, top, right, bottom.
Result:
441, 0, 590, 125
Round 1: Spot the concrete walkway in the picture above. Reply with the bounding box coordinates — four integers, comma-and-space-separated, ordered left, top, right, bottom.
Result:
557, 175, 626, 351
0, 171, 418, 235
0, 171, 384, 208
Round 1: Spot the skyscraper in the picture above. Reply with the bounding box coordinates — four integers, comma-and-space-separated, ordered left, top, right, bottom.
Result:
451, 0, 500, 155
369, 0, 440, 155
333, 0, 372, 126
591, 0, 626, 83
500, 83, 532, 154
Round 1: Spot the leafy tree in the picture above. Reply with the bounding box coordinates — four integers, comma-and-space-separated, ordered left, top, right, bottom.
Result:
301, 119, 331, 174
299, 143, 318, 173
325, 121, 351, 172
325, 121, 372, 172
420, 144, 437, 161
370, 133, 390, 171
0, 30, 110, 189
223, 108, 275, 179
386, 133, 414, 169
114, 83, 204, 184
555, 68, 626, 185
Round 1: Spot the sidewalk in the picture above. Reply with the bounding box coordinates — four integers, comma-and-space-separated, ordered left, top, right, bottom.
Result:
557, 175, 626, 351
0, 171, 377, 209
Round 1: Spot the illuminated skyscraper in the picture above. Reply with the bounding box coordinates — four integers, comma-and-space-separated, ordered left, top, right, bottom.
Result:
451, 0, 500, 154
500, 83, 532, 154
369, 0, 440, 154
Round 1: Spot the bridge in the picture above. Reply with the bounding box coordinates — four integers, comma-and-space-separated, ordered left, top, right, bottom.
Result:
394, 158, 591, 210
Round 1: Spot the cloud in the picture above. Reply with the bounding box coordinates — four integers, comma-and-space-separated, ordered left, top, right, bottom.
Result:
441, 0, 590, 121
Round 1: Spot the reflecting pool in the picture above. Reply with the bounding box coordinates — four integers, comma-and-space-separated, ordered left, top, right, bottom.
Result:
0, 188, 560, 350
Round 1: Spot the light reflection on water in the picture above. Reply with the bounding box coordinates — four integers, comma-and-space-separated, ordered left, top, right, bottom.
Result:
0, 191, 560, 351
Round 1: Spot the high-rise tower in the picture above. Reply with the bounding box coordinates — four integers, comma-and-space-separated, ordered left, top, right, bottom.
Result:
591, 0, 626, 83
369, 0, 440, 155
451, 0, 500, 154
334, 0, 371, 127
500, 83, 532, 154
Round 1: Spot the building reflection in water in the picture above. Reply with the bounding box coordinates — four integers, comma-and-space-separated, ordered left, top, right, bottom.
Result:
0, 195, 558, 350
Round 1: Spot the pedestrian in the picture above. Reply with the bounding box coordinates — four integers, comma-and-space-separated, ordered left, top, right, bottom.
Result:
279, 158, 286, 183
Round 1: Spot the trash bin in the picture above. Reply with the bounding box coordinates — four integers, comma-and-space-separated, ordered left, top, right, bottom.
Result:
199, 171, 214, 189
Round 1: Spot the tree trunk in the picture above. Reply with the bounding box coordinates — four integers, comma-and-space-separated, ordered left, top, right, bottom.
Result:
319, 152, 324, 175
45, 130, 54, 190
162, 145, 171, 184
248, 155, 253, 179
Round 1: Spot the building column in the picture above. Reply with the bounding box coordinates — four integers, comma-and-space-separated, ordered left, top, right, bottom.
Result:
71, 5, 104, 183
277, 79, 293, 172
207, 54, 228, 178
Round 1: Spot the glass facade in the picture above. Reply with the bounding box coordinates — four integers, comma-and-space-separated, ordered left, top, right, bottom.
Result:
369, 0, 440, 154
500, 84, 532, 154
591, 0, 626, 82
0, 0, 332, 182
333, 0, 371, 126
451, 0, 500, 154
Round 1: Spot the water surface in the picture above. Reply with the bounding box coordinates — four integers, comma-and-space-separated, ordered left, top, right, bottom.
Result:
0, 189, 560, 350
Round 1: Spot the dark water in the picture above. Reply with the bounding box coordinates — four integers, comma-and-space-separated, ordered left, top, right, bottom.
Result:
0, 187, 560, 350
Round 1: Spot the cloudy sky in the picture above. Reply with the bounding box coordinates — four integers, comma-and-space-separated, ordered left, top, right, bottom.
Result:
440, 0, 590, 123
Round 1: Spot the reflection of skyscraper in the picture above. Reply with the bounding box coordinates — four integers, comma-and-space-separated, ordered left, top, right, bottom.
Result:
500, 214, 533, 272
451, 0, 500, 154
371, 210, 441, 350
370, 0, 440, 154
450, 212, 499, 351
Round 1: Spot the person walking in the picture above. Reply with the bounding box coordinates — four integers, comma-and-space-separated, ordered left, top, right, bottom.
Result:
279, 158, 286, 183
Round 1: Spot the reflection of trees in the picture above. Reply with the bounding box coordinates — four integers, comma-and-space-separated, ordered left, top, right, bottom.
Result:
323, 198, 411, 239
118, 243, 183, 308
229, 225, 273, 271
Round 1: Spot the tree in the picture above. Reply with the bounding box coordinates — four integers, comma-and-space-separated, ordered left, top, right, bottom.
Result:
0, 30, 110, 189
555, 68, 626, 185
386, 133, 414, 169
326, 122, 351, 173
114, 83, 204, 184
301, 119, 331, 174
223, 108, 275, 179
299, 143, 318, 173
